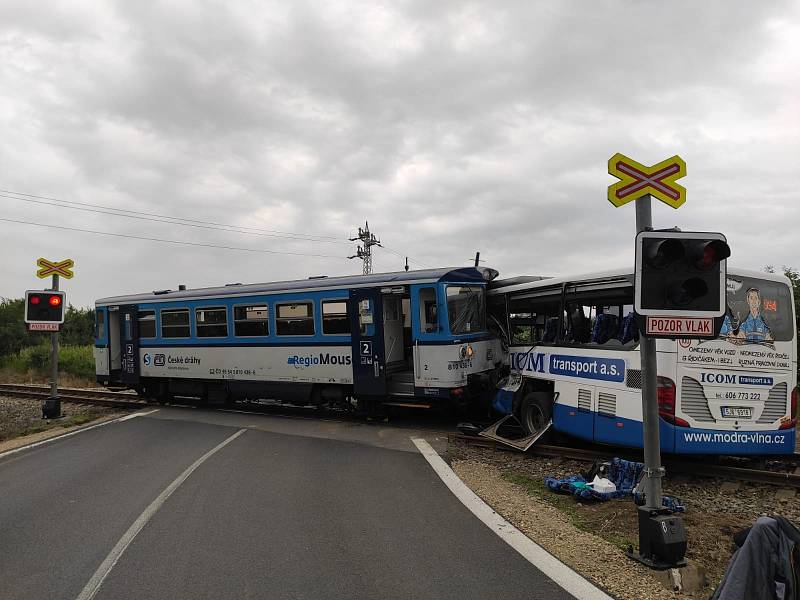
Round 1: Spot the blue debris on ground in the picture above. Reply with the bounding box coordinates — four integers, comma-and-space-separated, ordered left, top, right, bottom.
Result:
544, 457, 685, 512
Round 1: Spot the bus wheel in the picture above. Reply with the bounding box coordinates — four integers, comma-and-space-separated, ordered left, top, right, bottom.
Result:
519, 392, 552, 435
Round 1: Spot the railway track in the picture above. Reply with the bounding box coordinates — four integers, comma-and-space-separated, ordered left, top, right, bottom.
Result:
0, 383, 146, 409
2, 383, 797, 488
449, 432, 800, 489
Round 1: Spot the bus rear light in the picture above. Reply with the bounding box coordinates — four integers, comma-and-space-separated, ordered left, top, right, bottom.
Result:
779, 386, 797, 430
657, 376, 689, 427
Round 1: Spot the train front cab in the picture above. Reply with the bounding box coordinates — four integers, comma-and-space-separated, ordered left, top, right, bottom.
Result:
349, 277, 502, 408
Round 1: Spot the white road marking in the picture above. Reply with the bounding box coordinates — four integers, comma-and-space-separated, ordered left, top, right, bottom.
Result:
411, 438, 613, 600
76, 427, 247, 600
0, 409, 160, 461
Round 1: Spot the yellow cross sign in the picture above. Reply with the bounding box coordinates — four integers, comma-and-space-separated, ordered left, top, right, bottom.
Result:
608, 153, 687, 209
36, 258, 75, 279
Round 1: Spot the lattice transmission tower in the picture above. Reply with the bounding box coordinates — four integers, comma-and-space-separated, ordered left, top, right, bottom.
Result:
348, 221, 381, 275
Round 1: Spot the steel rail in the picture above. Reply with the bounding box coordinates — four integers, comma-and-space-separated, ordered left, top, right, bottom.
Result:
0, 383, 145, 409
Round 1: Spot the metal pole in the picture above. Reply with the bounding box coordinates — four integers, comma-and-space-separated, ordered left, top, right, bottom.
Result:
635, 195, 663, 509
47, 274, 61, 418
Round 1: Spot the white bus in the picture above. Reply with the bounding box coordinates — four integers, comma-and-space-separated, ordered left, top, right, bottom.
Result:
488, 267, 797, 455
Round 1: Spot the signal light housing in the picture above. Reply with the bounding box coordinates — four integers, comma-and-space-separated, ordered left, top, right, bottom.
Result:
24, 290, 66, 324
635, 231, 730, 318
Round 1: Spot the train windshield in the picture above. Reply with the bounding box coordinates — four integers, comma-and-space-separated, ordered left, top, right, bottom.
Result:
721, 276, 794, 343
446, 285, 486, 334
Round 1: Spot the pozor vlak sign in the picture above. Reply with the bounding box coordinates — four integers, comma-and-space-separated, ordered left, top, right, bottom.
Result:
634, 230, 730, 339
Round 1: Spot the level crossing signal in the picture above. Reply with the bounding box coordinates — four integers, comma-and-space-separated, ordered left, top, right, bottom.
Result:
634, 231, 730, 338
24, 290, 66, 325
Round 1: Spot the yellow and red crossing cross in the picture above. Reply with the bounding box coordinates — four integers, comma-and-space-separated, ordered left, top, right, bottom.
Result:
608, 153, 687, 209
36, 258, 75, 279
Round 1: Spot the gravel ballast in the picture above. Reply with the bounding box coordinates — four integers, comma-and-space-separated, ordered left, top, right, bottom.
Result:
0, 395, 120, 445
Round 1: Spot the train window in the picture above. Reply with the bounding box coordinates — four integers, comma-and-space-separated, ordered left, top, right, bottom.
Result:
161, 309, 190, 338
195, 307, 228, 338
95, 309, 105, 340
234, 305, 269, 337
419, 287, 438, 333
276, 302, 315, 336
446, 285, 486, 334
322, 300, 349, 335
138, 310, 156, 339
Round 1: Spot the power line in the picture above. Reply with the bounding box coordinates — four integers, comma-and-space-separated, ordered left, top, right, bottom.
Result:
0, 188, 344, 243
0, 217, 347, 259
380, 243, 431, 268
0, 186, 436, 268
0, 193, 351, 246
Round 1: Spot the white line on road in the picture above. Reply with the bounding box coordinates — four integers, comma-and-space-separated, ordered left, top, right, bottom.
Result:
76, 427, 247, 600
411, 438, 613, 600
0, 409, 160, 461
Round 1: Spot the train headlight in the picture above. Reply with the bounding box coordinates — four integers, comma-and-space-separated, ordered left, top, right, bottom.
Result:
466, 345, 474, 359
459, 345, 467, 360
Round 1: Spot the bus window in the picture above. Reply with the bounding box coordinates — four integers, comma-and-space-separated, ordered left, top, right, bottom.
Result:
418, 287, 438, 333
721, 277, 794, 342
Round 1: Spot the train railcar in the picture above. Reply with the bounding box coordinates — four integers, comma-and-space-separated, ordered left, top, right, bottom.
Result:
93, 267, 503, 411
489, 267, 798, 455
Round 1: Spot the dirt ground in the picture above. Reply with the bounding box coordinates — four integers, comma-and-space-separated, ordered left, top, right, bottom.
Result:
0, 395, 120, 444
449, 441, 797, 597
0, 368, 102, 389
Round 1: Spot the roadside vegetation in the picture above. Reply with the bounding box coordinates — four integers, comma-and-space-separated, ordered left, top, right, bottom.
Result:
0, 298, 96, 384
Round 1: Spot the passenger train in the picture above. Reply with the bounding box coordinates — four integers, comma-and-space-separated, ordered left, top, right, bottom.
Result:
488, 267, 798, 455
93, 267, 503, 412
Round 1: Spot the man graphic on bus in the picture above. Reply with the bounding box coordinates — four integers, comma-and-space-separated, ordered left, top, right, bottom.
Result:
720, 287, 772, 344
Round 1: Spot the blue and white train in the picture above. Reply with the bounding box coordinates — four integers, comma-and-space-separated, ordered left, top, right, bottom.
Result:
93, 267, 503, 411
489, 267, 798, 455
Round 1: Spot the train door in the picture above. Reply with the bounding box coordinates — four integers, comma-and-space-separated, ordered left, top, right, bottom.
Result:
108, 307, 122, 374
118, 304, 140, 386
349, 288, 386, 396
382, 295, 404, 369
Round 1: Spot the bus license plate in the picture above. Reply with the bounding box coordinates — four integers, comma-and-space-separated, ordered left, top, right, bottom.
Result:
721, 407, 752, 418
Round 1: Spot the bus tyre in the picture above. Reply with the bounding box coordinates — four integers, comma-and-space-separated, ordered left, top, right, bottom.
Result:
519, 392, 552, 435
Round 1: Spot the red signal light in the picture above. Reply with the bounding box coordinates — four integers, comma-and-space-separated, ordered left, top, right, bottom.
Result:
48, 295, 62, 307
30, 295, 41, 305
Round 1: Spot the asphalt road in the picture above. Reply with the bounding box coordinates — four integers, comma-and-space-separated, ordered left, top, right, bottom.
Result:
0, 408, 576, 600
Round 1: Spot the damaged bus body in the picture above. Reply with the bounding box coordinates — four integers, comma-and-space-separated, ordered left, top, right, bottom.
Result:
488, 268, 797, 455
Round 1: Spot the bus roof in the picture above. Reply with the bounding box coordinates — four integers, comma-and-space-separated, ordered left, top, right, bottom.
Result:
489, 266, 791, 296
96, 266, 498, 306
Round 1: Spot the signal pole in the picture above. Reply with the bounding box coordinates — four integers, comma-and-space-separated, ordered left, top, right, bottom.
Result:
348, 222, 381, 275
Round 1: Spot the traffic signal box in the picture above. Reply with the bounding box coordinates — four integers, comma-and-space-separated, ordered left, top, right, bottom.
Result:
24, 290, 66, 325
634, 231, 730, 339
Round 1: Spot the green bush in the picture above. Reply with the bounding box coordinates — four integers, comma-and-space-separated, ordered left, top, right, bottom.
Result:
58, 345, 95, 379
2, 343, 94, 379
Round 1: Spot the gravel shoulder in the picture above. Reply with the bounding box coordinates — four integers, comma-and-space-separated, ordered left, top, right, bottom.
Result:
0, 395, 123, 452
449, 442, 799, 598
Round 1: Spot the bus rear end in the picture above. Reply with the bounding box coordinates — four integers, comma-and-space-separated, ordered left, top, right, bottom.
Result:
671, 270, 797, 455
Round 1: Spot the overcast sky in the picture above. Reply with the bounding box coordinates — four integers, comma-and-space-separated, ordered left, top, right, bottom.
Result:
1, 1, 798, 308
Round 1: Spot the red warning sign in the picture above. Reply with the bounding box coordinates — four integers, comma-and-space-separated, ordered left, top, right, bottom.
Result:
646, 316, 714, 337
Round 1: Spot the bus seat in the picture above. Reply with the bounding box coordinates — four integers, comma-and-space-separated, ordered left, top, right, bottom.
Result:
568, 307, 591, 344
618, 313, 639, 344
591, 313, 618, 344
543, 317, 559, 343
